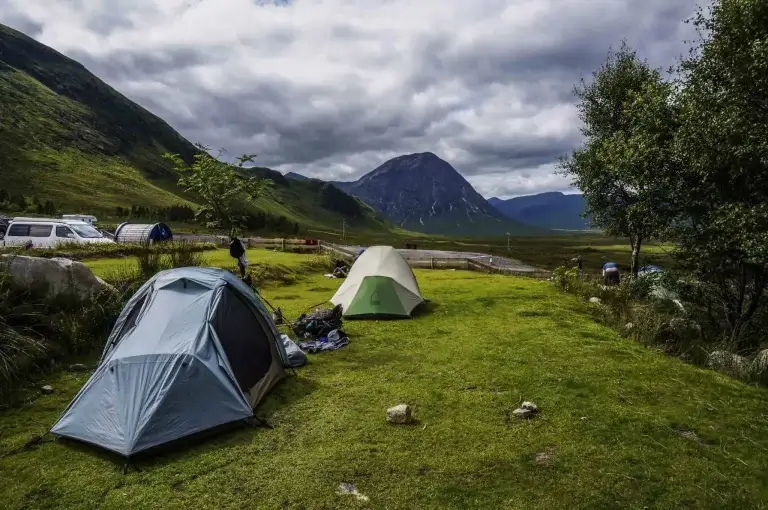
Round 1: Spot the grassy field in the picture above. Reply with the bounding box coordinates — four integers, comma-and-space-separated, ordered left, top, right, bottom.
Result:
1, 252, 767, 509
84, 248, 320, 279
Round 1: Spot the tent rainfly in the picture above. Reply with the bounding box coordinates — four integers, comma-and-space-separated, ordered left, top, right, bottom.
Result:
330, 245, 424, 318
49, 267, 289, 457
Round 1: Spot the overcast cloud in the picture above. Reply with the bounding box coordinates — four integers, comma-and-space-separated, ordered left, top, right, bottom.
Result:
1, 0, 697, 198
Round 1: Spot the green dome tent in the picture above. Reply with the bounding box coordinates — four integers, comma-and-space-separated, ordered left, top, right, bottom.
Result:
331, 245, 424, 318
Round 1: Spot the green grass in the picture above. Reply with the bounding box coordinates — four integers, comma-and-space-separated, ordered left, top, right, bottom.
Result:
84, 248, 323, 279
1, 253, 767, 509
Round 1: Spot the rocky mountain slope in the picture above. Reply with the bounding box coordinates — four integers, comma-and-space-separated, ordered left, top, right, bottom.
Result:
488, 192, 591, 230
333, 152, 545, 235
0, 23, 391, 234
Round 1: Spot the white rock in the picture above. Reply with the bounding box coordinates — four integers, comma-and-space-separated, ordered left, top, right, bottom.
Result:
513, 408, 532, 419
589, 297, 601, 304
386, 404, 412, 424
520, 401, 538, 413
751, 349, 768, 376
707, 350, 749, 377
41, 385, 54, 394
337, 483, 369, 502
1, 255, 115, 301
624, 323, 634, 330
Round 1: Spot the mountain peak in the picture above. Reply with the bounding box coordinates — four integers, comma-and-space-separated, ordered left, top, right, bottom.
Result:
333, 153, 543, 235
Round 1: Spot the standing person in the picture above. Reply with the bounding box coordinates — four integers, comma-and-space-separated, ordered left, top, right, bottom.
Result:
229, 236, 248, 278
602, 261, 620, 286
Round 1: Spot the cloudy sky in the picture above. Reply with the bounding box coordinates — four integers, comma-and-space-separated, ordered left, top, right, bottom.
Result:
2, 0, 697, 198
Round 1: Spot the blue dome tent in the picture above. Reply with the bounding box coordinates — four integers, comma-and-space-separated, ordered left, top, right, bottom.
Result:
49, 267, 289, 458
114, 223, 173, 244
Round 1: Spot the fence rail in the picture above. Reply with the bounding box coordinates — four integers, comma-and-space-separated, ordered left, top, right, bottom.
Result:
175, 236, 552, 279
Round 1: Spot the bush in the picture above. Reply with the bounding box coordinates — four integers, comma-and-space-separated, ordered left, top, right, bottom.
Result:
164, 239, 206, 268
0, 264, 126, 404
0, 241, 217, 261
549, 265, 768, 384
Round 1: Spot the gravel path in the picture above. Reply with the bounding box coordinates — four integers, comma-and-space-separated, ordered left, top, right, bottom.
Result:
341, 245, 540, 273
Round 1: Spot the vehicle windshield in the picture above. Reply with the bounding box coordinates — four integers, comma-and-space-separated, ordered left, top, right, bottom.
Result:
70, 224, 103, 238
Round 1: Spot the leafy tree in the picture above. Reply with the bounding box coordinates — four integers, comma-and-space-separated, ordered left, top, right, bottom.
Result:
558, 42, 678, 275
43, 200, 56, 216
669, 0, 768, 348
164, 145, 271, 236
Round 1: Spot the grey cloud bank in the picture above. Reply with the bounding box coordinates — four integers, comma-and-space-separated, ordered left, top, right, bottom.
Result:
1, 0, 697, 198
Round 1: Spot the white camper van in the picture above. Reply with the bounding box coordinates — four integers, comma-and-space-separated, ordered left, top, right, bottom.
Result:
61, 214, 98, 226
3, 217, 115, 248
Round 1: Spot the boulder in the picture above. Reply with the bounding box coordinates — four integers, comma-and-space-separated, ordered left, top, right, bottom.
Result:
589, 297, 601, 304
1, 255, 115, 301
41, 385, 54, 394
386, 404, 412, 424
707, 350, 748, 378
751, 349, 768, 377
521, 401, 539, 413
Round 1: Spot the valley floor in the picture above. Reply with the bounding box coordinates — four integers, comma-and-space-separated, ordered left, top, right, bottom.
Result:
1, 253, 766, 509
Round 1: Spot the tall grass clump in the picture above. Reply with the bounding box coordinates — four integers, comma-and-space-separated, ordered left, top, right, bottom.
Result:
0, 259, 127, 405
0, 241, 217, 261
0, 268, 47, 397
163, 239, 206, 268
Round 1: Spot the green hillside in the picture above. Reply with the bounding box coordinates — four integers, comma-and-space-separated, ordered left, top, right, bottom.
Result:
0, 23, 393, 234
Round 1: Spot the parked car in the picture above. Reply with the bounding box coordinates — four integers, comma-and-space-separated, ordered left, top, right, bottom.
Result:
2, 217, 116, 248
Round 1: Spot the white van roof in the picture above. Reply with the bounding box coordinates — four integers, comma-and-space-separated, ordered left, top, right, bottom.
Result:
11, 217, 89, 225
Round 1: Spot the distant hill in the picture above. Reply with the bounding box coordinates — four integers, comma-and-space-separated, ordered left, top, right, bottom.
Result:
285, 171, 310, 181
488, 192, 591, 230
0, 23, 393, 235
334, 152, 546, 235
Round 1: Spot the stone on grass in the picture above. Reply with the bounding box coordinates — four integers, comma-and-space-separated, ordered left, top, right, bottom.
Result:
751, 349, 768, 377
513, 408, 532, 419
41, 385, 54, 394
386, 404, 412, 424
707, 350, 749, 378
337, 483, 369, 502
68, 363, 88, 372
521, 401, 538, 413
589, 297, 601, 304
1, 255, 115, 302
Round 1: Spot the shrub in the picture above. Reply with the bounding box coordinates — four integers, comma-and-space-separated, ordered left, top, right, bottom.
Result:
0, 241, 217, 261
550, 265, 768, 385
551, 265, 581, 291
0, 263, 127, 404
163, 240, 206, 268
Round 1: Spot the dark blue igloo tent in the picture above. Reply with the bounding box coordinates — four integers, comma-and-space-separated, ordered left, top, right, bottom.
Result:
114, 223, 173, 244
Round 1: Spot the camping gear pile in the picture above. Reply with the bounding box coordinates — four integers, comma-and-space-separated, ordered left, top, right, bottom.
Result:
291, 303, 350, 352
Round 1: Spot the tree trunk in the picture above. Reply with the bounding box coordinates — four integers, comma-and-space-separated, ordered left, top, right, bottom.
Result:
629, 236, 643, 276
